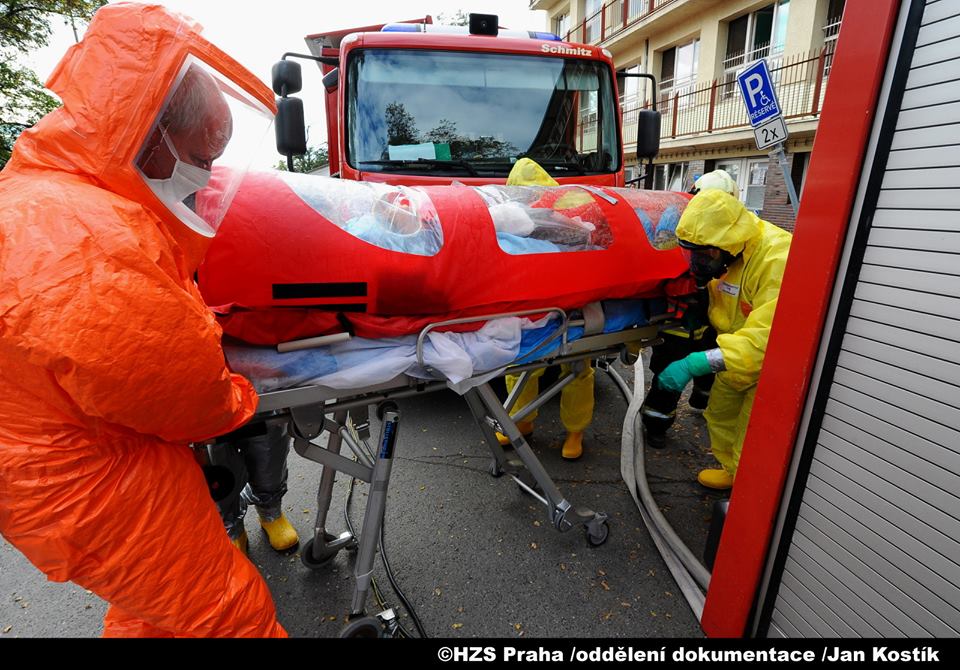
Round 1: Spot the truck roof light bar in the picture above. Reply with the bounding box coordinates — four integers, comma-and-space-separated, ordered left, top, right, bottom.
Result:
380, 21, 560, 42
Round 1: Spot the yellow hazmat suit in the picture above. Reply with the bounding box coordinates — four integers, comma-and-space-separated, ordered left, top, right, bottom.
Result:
675, 190, 792, 478
0, 4, 284, 637
500, 159, 595, 458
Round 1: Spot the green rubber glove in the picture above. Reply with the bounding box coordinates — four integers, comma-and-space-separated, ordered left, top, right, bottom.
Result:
657, 351, 713, 393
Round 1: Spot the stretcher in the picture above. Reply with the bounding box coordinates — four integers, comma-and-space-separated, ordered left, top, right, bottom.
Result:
202, 173, 697, 633
223, 299, 665, 631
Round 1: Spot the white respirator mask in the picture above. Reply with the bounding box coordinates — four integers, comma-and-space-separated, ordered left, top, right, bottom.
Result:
147, 127, 212, 204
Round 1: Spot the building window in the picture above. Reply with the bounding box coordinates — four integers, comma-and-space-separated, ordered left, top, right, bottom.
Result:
791, 151, 810, 197
618, 63, 645, 107
745, 159, 768, 211
653, 161, 689, 192
713, 156, 768, 210
722, 1, 790, 86
659, 38, 700, 102
714, 159, 743, 198
584, 0, 603, 42
823, 0, 845, 76
554, 12, 570, 39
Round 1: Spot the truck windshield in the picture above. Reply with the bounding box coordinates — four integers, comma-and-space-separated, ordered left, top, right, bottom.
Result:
347, 49, 620, 178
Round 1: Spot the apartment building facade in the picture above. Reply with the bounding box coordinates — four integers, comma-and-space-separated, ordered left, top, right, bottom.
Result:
531, 0, 845, 229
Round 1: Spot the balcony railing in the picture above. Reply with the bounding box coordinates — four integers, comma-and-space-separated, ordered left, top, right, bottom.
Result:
721, 42, 785, 96
620, 47, 832, 151
722, 41, 775, 78
822, 16, 842, 76
823, 16, 843, 40
565, 0, 681, 44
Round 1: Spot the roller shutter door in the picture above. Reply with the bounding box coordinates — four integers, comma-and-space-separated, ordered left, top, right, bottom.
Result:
766, 0, 960, 638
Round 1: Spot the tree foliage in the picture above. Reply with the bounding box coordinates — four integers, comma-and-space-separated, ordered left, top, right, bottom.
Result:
384, 101, 419, 146
275, 143, 329, 173
384, 102, 518, 161
435, 10, 469, 27
1, 1, 106, 167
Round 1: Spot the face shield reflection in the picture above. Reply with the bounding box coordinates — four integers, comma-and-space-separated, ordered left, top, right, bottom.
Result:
135, 57, 273, 237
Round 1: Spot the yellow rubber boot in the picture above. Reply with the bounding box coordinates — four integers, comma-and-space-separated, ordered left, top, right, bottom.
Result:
697, 468, 734, 490
495, 419, 534, 446
259, 513, 300, 552
231, 530, 249, 556
561, 432, 584, 460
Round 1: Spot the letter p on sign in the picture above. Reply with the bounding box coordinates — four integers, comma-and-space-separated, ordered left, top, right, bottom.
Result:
744, 74, 764, 107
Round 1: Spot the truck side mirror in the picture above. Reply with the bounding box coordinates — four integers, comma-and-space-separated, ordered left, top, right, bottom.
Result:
635, 109, 661, 160
322, 67, 339, 93
271, 59, 302, 95
272, 59, 307, 167
276, 97, 307, 157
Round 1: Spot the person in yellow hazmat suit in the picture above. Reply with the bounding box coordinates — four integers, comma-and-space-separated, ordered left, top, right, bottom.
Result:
494, 158, 595, 460
640, 170, 740, 446
655, 189, 792, 490
0, 4, 285, 637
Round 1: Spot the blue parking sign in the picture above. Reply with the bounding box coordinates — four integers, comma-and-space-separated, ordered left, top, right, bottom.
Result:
737, 60, 781, 127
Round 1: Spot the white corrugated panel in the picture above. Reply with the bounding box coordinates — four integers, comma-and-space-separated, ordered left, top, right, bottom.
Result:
922, 0, 960, 25
770, 0, 960, 637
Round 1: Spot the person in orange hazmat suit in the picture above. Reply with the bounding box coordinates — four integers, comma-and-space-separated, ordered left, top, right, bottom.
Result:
0, 3, 285, 637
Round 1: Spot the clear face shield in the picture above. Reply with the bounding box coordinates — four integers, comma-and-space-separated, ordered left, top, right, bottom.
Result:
135, 57, 274, 237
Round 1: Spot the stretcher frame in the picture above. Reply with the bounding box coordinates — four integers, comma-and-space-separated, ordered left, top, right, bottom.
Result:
247, 306, 660, 632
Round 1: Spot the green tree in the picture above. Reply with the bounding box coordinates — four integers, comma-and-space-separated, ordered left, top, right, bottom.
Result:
1, 1, 106, 168
423, 118, 457, 144
275, 142, 329, 173
384, 101, 420, 147
424, 118, 518, 160
435, 10, 469, 26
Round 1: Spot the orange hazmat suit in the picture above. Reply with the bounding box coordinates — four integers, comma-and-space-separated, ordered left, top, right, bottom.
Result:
0, 3, 284, 637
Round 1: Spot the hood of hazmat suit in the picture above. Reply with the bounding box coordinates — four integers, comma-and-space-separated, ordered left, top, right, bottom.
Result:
0, 3, 284, 637
675, 190, 792, 390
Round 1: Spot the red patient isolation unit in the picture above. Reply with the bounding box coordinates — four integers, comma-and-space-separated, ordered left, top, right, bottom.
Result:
198, 172, 690, 342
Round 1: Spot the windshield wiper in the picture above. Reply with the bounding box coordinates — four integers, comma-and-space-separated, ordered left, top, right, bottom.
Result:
532, 159, 586, 176
359, 158, 479, 177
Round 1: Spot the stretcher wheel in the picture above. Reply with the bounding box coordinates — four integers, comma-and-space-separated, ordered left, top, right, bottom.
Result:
489, 459, 503, 477
300, 533, 341, 570
340, 615, 383, 638
376, 401, 399, 420
586, 520, 610, 547
619, 346, 639, 366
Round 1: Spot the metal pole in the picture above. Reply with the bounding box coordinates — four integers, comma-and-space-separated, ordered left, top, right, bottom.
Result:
771, 144, 799, 216
351, 407, 400, 616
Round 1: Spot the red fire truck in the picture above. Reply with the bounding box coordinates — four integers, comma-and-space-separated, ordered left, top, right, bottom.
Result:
198, 14, 671, 343
272, 13, 660, 188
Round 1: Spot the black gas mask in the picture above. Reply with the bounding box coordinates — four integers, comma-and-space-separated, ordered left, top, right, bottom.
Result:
678, 238, 739, 288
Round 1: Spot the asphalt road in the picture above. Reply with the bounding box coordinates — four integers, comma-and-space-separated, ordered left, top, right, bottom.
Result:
0, 359, 727, 638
